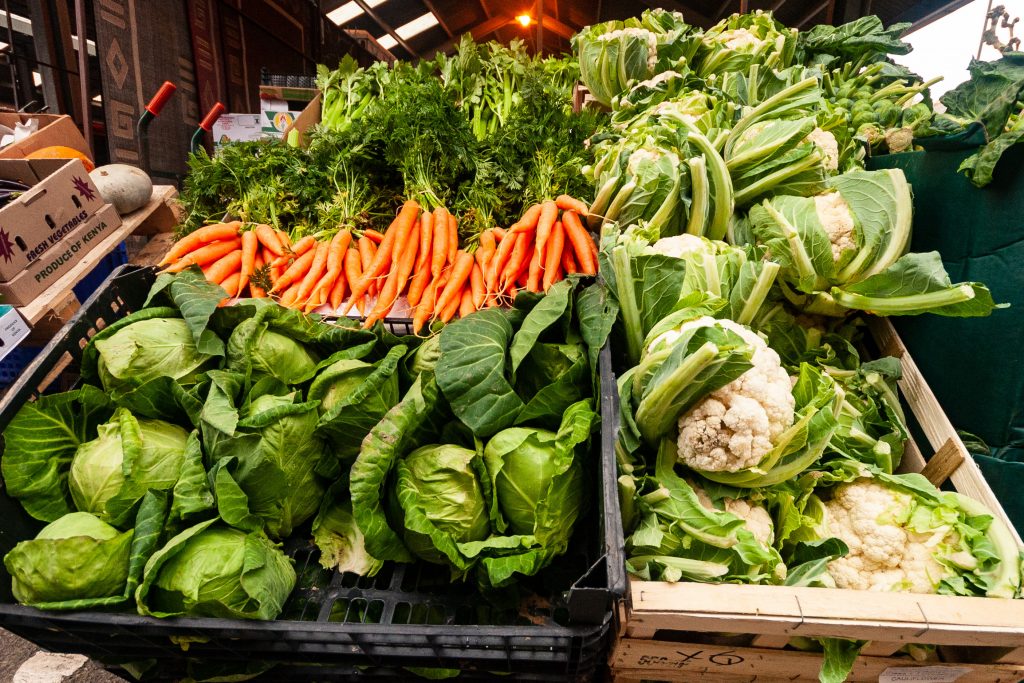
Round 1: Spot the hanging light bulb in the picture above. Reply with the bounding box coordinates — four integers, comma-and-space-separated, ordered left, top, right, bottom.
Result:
516, 14, 533, 27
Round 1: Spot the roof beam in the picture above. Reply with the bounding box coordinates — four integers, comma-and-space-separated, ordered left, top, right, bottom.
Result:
540, 14, 574, 40
713, 0, 733, 22
422, 0, 454, 39
795, 0, 830, 27
350, 0, 421, 58
433, 14, 511, 55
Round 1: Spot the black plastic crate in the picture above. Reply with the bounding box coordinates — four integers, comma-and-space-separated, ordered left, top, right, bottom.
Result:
0, 265, 627, 681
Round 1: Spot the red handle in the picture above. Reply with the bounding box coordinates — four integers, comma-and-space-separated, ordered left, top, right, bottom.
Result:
199, 102, 226, 132
145, 81, 177, 116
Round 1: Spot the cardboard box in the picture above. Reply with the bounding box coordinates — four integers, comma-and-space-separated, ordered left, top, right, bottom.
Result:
212, 114, 262, 147
0, 158, 108, 281
260, 109, 303, 137
0, 304, 30, 361
0, 112, 91, 159
0, 204, 121, 306
281, 93, 321, 147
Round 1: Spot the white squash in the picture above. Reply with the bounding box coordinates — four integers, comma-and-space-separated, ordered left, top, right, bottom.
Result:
90, 164, 153, 215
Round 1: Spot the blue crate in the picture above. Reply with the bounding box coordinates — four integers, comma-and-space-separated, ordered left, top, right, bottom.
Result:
0, 345, 41, 387
72, 241, 129, 303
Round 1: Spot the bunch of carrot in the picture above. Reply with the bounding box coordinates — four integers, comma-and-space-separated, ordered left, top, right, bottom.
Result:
156, 193, 598, 330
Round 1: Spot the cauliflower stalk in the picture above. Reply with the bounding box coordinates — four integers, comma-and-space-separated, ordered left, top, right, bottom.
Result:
812, 471, 1022, 598
631, 313, 841, 488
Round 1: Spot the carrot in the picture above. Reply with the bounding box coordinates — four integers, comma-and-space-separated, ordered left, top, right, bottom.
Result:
561, 249, 578, 275
350, 200, 419, 309
543, 221, 565, 292
470, 262, 485, 309
276, 230, 292, 251
295, 241, 330, 305
500, 230, 533, 293
534, 200, 558, 263
278, 282, 301, 308
516, 269, 529, 288
414, 271, 447, 333
336, 248, 362, 312
417, 211, 433, 270
478, 229, 496, 269
493, 227, 507, 242
563, 210, 597, 275
555, 194, 589, 215
509, 203, 543, 235
488, 232, 518, 292
434, 251, 474, 320
431, 206, 449, 278
237, 230, 259, 296
407, 259, 432, 308
527, 243, 543, 293
250, 252, 267, 298
255, 224, 285, 257
362, 229, 385, 245
439, 284, 463, 323
309, 229, 351, 312
459, 287, 475, 319
446, 214, 458, 266
273, 235, 315, 267
271, 248, 316, 293
205, 249, 243, 285
162, 238, 242, 273
364, 223, 420, 327
159, 222, 240, 266
220, 272, 241, 298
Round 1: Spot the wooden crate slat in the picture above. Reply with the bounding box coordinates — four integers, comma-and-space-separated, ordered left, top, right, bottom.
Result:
611, 639, 1024, 682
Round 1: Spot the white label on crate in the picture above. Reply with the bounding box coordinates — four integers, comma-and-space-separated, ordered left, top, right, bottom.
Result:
879, 666, 972, 683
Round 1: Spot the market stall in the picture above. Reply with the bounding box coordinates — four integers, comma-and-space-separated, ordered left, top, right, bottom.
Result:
0, 3, 1022, 683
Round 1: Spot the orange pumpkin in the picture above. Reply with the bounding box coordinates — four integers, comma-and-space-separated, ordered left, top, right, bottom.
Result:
25, 145, 95, 172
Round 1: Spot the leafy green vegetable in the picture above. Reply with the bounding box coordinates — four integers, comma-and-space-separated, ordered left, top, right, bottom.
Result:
313, 484, 383, 576
95, 317, 216, 393
136, 520, 295, 620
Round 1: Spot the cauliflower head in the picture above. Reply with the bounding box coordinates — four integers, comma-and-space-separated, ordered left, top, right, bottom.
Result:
711, 28, 766, 52
823, 479, 955, 593
813, 191, 856, 261
693, 483, 775, 547
650, 233, 707, 259
806, 127, 840, 172
663, 317, 795, 473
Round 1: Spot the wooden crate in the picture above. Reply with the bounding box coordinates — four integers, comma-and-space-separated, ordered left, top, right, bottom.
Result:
610, 318, 1024, 682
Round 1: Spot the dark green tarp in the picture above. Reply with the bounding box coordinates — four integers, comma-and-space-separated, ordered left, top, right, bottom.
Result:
868, 124, 1024, 531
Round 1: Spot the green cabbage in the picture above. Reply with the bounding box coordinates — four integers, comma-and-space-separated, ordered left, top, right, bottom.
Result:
136, 519, 295, 620
94, 318, 215, 392
5, 512, 132, 605
69, 409, 189, 524
227, 318, 319, 385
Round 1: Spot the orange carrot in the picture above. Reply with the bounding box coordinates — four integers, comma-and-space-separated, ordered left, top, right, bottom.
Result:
309, 229, 351, 311
500, 230, 533, 293
439, 284, 463, 323
493, 227, 507, 242
478, 229, 496, 270
561, 249, 578, 275
417, 211, 433, 270
271, 248, 316, 293
362, 229, 385, 244
273, 235, 315, 267
350, 200, 419, 309
414, 271, 447, 333
250, 252, 267, 298
336, 248, 362, 312
238, 230, 259, 296
470, 262, 485, 309
295, 241, 330, 305
205, 249, 243, 285
434, 251, 474, 319
255, 224, 285, 257
279, 282, 301, 308
220, 272, 241, 298
534, 200, 558, 262
163, 238, 241, 273
364, 223, 420, 327
555, 194, 589, 215
160, 222, 240, 266
458, 286, 475, 319
543, 221, 565, 292
431, 206, 449, 278
563, 210, 597, 275
446, 214, 458, 266
509, 204, 543, 235
527, 245, 543, 293
488, 232, 518, 292
276, 231, 292, 254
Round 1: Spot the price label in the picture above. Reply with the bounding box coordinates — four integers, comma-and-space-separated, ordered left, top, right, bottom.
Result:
878, 666, 972, 683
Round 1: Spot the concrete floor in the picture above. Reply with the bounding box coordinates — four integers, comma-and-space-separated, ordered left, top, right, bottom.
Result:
0, 628, 125, 683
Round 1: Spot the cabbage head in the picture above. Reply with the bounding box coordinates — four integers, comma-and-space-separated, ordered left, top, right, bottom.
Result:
69, 408, 189, 523
5, 512, 132, 606
227, 317, 319, 385
136, 519, 295, 620
393, 444, 491, 566
94, 318, 214, 392
312, 493, 383, 576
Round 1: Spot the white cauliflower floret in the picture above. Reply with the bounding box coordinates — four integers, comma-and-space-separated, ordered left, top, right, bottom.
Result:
823, 479, 955, 593
598, 28, 659, 70
813, 191, 856, 261
692, 483, 775, 546
711, 28, 766, 52
650, 234, 706, 259
666, 317, 795, 472
635, 70, 682, 89
806, 127, 840, 171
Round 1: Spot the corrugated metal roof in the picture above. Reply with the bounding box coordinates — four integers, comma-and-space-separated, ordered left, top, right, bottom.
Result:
321, 0, 976, 60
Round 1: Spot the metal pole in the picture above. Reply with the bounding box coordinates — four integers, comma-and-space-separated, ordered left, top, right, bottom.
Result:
73, 0, 92, 155
978, 0, 994, 59
536, 0, 544, 55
